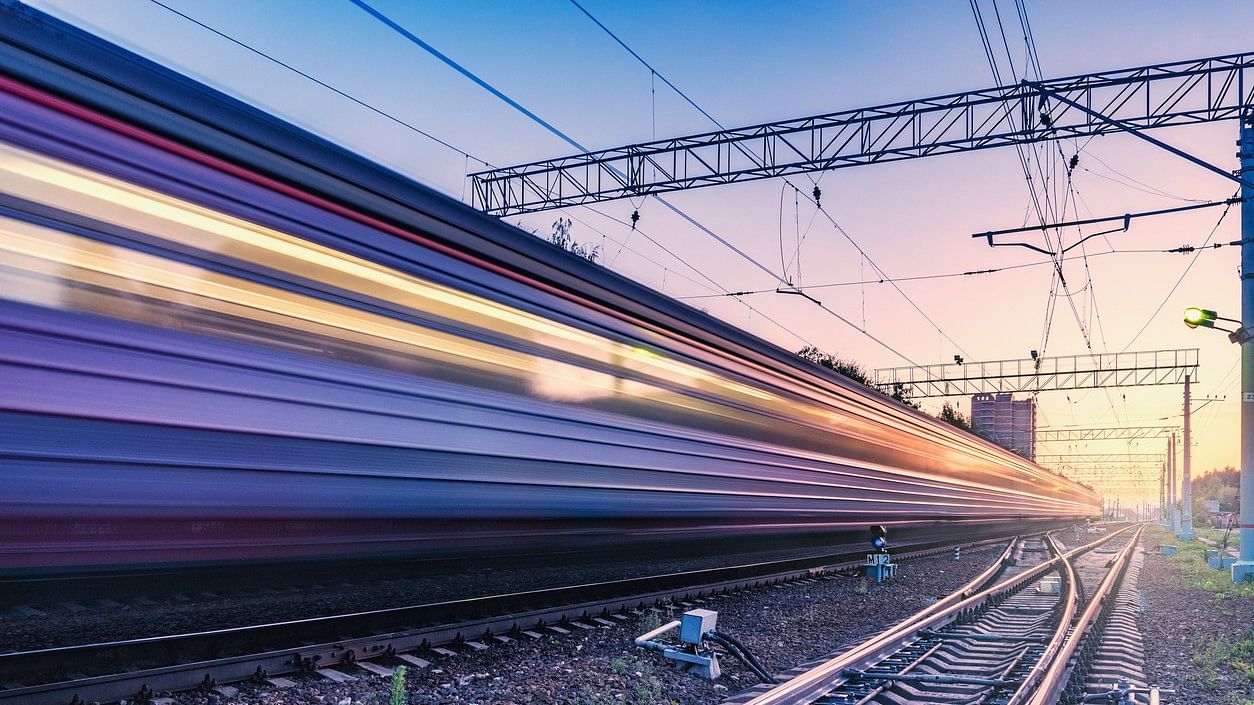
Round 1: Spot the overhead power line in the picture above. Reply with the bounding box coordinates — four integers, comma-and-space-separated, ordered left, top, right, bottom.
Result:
1121, 192, 1239, 351
349, 0, 584, 154
564, 0, 973, 360
351, 0, 949, 373
674, 242, 1244, 302
151, 0, 810, 347
148, 0, 485, 165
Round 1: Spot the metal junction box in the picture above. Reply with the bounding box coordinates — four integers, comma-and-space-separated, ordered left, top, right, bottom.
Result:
680, 608, 718, 644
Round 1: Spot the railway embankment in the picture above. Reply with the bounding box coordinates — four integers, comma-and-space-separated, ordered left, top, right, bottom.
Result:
1140, 526, 1254, 705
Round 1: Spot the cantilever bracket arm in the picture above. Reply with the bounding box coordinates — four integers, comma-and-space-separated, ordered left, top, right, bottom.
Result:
1024, 79, 1254, 191
972, 200, 1243, 253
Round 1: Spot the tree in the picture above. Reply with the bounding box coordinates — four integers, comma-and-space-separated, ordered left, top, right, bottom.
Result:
1191, 466, 1239, 526
546, 217, 600, 263
938, 402, 974, 433
936, 401, 1023, 456
797, 346, 917, 407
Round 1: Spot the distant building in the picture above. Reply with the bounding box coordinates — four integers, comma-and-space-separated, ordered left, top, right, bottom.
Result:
970, 393, 1036, 461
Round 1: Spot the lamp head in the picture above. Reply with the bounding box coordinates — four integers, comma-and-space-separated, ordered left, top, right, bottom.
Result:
1183, 307, 1217, 329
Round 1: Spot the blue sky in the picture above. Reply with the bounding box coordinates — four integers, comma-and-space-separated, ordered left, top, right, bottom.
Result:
30, 0, 1254, 501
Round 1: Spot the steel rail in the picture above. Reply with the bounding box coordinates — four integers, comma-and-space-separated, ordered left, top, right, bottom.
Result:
1025, 525, 1146, 705
740, 526, 1133, 705
1004, 534, 1082, 704
0, 534, 1016, 705
795, 537, 1024, 704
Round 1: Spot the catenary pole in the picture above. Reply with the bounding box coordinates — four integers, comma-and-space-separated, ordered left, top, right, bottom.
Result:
1169, 433, 1178, 532
1181, 375, 1194, 538
1235, 116, 1254, 582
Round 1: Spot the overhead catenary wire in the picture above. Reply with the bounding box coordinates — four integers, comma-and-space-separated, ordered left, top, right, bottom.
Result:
1120, 192, 1239, 351
673, 242, 1240, 301
147, 0, 486, 168
346, 2, 830, 351
971, 0, 1126, 427
565, 0, 974, 361
347, 0, 783, 286
351, 0, 951, 372
152, 0, 815, 350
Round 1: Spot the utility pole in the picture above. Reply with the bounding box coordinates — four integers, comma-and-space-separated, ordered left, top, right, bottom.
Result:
1168, 433, 1178, 532
1235, 116, 1254, 582
1159, 462, 1166, 526
1180, 374, 1194, 539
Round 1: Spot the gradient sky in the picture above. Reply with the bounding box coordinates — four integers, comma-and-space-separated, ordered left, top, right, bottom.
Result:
30, 0, 1254, 505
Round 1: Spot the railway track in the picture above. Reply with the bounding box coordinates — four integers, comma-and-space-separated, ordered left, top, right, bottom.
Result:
0, 534, 1013, 705
727, 524, 1151, 705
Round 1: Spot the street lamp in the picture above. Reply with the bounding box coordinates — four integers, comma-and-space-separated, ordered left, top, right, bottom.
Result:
1183, 306, 1253, 343
1183, 305, 1253, 581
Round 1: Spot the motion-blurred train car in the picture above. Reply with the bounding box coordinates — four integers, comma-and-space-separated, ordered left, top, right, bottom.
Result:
0, 5, 1098, 573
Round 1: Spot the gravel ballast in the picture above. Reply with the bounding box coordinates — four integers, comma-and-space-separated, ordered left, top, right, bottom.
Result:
1139, 527, 1254, 705
160, 544, 1006, 705
0, 541, 910, 652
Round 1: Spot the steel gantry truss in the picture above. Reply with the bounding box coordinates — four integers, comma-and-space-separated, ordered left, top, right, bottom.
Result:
471, 52, 1254, 215
1036, 426, 1177, 442
1036, 454, 1166, 465
872, 348, 1197, 399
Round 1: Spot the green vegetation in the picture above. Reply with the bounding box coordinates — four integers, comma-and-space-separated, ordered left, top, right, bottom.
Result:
1191, 466, 1240, 529
796, 346, 916, 407
389, 664, 407, 705
638, 609, 662, 635
939, 402, 975, 433
545, 217, 601, 262
581, 653, 666, 705
1151, 527, 1254, 600
1191, 636, 1254, 689
1195, 525, 1241, 551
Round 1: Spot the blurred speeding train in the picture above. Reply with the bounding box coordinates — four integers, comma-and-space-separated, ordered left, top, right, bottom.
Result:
0, 6, 1098, 573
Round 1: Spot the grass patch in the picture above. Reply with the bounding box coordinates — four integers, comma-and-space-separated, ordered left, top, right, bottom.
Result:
1150, 527, 1254, 600
1194, 525, 1241, 550
580, 653, 667, 705
1191, 636, 1254, 690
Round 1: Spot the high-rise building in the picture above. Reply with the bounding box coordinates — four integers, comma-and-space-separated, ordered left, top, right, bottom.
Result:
970, 393, 1036, 461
